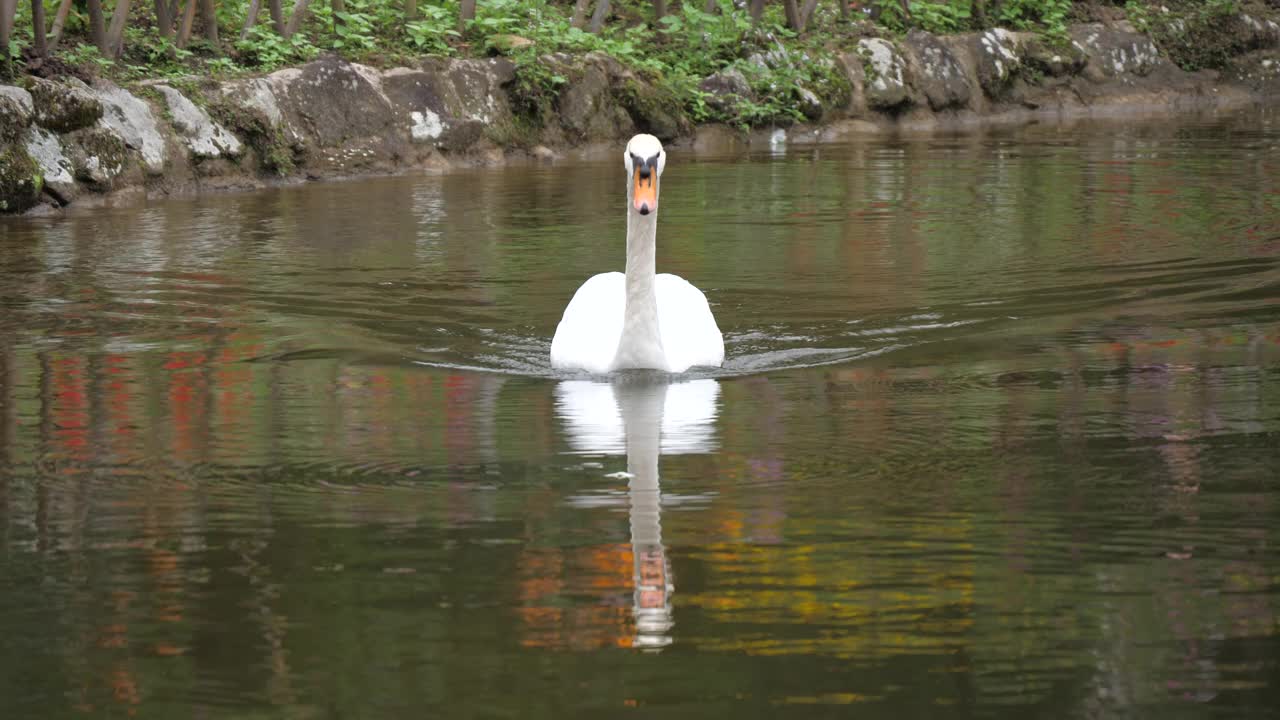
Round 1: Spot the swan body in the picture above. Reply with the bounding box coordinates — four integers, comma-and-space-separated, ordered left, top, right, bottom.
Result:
550, 135, 724, 374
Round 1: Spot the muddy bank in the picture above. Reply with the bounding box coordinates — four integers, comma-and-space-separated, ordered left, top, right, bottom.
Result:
3, 15, 1280, 214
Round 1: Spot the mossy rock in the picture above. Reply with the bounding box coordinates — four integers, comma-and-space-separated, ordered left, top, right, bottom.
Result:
1141, 3, 1263, 71
0, 92, 33, 145
614, 79, 690, 142
0, 143, 44, 214
20, 77, 103, 132
65, 126, 128, 187
1024, 36, 1088, 77
208, 98, 295, 175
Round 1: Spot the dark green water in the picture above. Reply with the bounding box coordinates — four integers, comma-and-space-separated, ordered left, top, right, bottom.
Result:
2, 116, 1279, 718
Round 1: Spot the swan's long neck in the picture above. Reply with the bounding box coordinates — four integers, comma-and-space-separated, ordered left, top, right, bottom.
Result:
613, 192, 666, 370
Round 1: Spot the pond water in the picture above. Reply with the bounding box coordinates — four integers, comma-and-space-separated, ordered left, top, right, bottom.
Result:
2, 115, 1279, 718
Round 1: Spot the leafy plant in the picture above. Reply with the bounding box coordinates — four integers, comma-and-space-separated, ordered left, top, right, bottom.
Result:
406, 5, 461, 55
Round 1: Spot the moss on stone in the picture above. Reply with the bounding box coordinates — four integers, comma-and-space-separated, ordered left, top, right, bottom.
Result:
0, 143, 44, 213
0, 95, 31, 145
20, 77, 104, 132
613, 78, 690, 141
208, 98, 295, 175
67, 127, 128, 186
1133, 1, 1272, 71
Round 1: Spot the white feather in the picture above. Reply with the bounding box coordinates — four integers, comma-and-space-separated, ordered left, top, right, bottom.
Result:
550, 271, 724, 374
550, 135, 724, 374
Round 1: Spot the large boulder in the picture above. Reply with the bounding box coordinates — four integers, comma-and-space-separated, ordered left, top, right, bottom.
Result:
23, 77, 102, 132
213, 74, 301, 174
553, 53, 635, 141
0, 85, 34, 143
65, 126, 129, 187
23, 127, 76, 203
217, 74, 295, 140
1239, 13, 1280, 49
283, 55, 398, 147
973, 28, 1024, 96
1024, 36, 1088, 77
0, 143, 42, 213
155, 85, 243, 160
835, 52, 870, 116
858, 38, 911, 110
699, 68, 752, 114
904, 30, 971, 111
1071, 23, 1161, 78
382, 57, 516, 152
615, 76, 688, 140
92, 80, 167, 174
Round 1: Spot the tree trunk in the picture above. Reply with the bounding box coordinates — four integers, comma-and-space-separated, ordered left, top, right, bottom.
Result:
268, 0, 285, 33
176, 0, 197, 48
588, 0, 609, 33
332, 0, 344, 32
154, 0, 173, 37
199, 0, 219, 46
704, 0, 717, 13
240, 0, 261, 39
799, 0, 818, 31
782, 0, 800, 30
404, 0, 416, 21
837, 0, 848, 21
571, 0, 590, 28
651, 0, 665, 21
0, 0, 13, 79
47, 0, 73, 49
458, 0, 475, 33
31, 0, 47, 56
87, 0, 108, 53
749, 0, 765, 24
105, 0, 133, 57
283, 0, 311, 38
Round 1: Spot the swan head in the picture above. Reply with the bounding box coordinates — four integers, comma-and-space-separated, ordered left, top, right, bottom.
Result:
625, 134, 666, 217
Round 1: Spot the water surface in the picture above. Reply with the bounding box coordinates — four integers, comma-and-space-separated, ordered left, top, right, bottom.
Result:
2, 115, 1280, 718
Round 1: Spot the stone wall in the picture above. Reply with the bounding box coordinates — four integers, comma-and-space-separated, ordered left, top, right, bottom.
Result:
2, 17, 1279, 214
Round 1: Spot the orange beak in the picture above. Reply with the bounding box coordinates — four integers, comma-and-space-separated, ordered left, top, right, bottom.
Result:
633, 168, 657, 215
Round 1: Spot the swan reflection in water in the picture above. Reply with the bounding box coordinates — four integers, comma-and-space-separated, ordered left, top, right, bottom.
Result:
556, 375, 721, 649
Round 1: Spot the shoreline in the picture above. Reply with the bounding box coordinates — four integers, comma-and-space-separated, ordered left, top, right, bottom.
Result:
3, 17, 1279, 215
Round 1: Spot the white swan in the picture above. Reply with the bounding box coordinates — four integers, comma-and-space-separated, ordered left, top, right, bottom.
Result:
550, 134, 725, 374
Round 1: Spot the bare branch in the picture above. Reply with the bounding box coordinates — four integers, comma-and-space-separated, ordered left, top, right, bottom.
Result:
87, 0, 108, 53
332, 0, 345, 33
241, 0, 261, 40
799, 0, 818, 31
268, 0, 285, 33
588, 0, 609, 34
154, 0, 173, 38
0, 0, 14, 78
199, 0, 219, 46
106, 0, 134, 58
47, 0, 73, 50
31, 0, 47, 57
176, 0, 197, 49
571, 0, 590, 29
458, 0, 475, 34
283, 0, 312, 39
782, 0, 800, 31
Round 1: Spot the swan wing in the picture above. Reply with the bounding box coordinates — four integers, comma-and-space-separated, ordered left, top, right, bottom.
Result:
550, 272, 625, 374
656, 273, 725, 373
